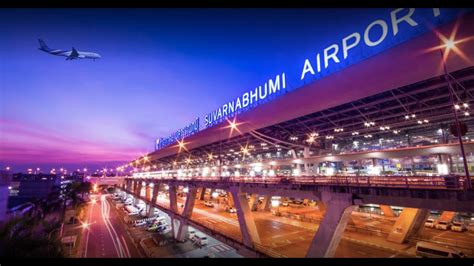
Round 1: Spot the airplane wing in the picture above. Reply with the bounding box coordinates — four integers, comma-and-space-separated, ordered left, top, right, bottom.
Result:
71, 47, 79, 57
66, 47, 79, 60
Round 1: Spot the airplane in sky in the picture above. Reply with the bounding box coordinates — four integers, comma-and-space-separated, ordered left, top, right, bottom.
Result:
38, 39, 101, 60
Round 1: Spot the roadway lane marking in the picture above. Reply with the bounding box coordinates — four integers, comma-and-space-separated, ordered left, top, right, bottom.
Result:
105, 197, 129, 258
271, 230, 302, 239
121, 235, 131, 258
101, 196, 122, 257
83, 197, 95, 258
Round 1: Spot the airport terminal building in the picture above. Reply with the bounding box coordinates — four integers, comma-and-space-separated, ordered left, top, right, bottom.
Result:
117, 8, 474, 258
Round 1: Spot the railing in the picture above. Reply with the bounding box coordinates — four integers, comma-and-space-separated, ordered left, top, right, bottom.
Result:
127, 174, 469, 190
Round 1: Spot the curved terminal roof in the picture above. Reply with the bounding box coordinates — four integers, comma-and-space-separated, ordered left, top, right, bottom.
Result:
139, 12, 474, 167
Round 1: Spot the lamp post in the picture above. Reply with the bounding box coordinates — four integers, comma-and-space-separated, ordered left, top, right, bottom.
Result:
439, 45, 472, 190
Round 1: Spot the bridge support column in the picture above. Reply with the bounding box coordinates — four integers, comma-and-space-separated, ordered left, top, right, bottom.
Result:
126, 180, 132, 191
148, 184, 160, 217
226, 191, 234, 208
317, 201, 326, 213
199, 187, 206, 201
137, 181, 143, 197
145, 184, 152, 201
387, 208, 428, 243
207, 189, 215, 201
438, 211, 456, 222
303, 147, 310, 174
448, 155, 455, 173
380, 205, 395, 217
306, 193, 356, 258
248, 194, 258, 211
132, 180, 139, 194
259, 195, 271, 211
134, 181, 143, 204
171, 216, 185, 241
169, 184, 178, 213
174, 187, 198, 242
230, 187, 261, 247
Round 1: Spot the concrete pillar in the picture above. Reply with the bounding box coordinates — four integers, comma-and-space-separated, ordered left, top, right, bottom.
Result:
248, 194, 258, 211
199, 187, 206, 201
306, 193, 356, 258
317, 201, 326, 213
148, 184, 160, 217
137, 181, 143, 197
175, 187, 198, 241
207, 188, 215, 201
303, 147, 310, 174
387, 208, 428, 243
260, 195, 271, 211
438, 211, 456, 223
230, 187, 261, 247
380, 205, 396, 217
133, 180, 139, 194
171, 216, 183, 240
145, 184, 152, 201
448, 155, 455, 173
169, 184, 178, 213
227, 191, 234, 208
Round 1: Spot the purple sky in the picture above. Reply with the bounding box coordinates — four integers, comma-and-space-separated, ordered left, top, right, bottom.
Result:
0, 8, 467, 172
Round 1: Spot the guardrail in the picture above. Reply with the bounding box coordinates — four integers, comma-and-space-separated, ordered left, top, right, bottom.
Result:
127, 174, 469, 190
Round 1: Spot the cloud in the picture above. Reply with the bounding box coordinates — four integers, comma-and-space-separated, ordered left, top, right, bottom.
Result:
0, 118, 147, 165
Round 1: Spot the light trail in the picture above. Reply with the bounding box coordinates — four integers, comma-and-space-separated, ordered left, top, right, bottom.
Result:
83, 195, 95, 258
100, 194, 122, 257
105, 197, 129, 258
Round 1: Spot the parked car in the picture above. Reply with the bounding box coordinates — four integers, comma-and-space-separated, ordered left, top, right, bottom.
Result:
424, 218, 437, 228
435, 221, 451, 230
204, 201, 214, 207
293, 199, 304, 205
281, 201, 290, 207
416, 241, 466, 258
192, 233, 208, 247
133, 220, 147, 227
451, 221, 467, 232
226, 207, 237, 213
188, 229, 196, 239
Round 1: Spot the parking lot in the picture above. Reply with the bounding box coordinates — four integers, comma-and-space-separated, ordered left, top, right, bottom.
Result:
109, 189, 243, 258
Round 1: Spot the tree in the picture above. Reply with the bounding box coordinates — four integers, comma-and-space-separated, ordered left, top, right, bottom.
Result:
79, 181, 92, 199
0, 216, 64, 257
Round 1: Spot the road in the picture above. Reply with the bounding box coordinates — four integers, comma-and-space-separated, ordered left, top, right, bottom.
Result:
152, 194, 414, 257
81, 193, 141, 258
133, 189, 474, 257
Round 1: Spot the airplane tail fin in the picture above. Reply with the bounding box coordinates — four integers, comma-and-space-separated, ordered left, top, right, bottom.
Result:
38, 39, 51, 52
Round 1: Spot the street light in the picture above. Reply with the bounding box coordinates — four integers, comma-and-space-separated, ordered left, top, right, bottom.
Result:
436, 31, 472, 190
81, 222, 89, 230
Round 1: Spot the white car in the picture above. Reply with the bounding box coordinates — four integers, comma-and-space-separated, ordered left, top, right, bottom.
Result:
424, 218, 436, 228
451, 221, 467, 232
226, 207, 237, 213
204, 201, 214, 208
435, 221, 451, 230
133, 220, 147, 227
281, 201, 290, 207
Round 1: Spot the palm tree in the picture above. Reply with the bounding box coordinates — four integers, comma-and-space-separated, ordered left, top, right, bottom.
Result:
79, 181, 92, 200
0, 216, 64, 257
